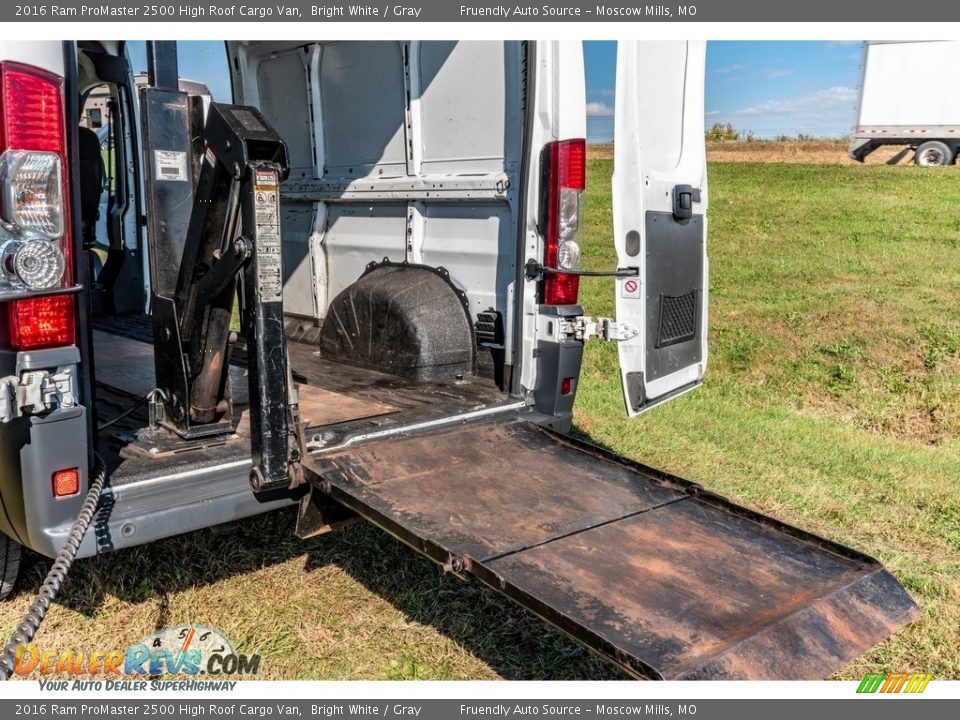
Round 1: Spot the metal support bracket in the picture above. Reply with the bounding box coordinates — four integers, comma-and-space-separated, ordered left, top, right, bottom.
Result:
525, 259, 639, 280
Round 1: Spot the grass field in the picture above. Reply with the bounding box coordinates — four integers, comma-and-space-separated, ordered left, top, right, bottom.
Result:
592, 140, 913, 165
4, 159, 960, 681
576, 161, 960, 680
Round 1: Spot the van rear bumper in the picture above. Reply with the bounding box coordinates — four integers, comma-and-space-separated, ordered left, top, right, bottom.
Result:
0, 346, 92, 556
0, 347, 290, 558
32, 456, 295, 559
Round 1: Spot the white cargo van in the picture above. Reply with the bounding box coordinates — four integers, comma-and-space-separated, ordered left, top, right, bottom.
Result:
0, 40, 917, 680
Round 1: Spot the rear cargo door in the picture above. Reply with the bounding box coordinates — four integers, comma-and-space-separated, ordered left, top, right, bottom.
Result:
613, 41, 708, 416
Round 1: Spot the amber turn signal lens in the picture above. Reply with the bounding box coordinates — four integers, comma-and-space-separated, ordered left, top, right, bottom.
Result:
52, 467, 80, 498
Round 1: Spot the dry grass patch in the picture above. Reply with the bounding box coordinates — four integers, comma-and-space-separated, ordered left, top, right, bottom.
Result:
589, 141, 928, 165
3, 512, 623, 681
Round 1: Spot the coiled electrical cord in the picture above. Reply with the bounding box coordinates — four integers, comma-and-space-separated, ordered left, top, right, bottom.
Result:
0, 454, 107, 681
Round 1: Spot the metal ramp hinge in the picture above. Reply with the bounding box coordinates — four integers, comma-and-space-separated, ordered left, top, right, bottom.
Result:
560, 317, 640, 343
0, 367, 77, 423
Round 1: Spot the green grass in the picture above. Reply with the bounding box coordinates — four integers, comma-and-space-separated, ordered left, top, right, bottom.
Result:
576, 161, 960, 678
4, 161, 959, 681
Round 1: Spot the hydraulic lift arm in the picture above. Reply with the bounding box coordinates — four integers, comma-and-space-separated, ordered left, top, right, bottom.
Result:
2, 91, 304, 677
146, 99, 299, 493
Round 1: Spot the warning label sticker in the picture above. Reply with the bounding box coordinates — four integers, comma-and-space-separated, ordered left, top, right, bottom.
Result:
253, 168, 283, 302
620, 277, 641, 299
154, 150, 189, 182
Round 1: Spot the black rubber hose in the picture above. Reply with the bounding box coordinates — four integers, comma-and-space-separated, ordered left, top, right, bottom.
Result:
0, 455, 107, 681
98, 388, 165, 432
97, 394, 149, 431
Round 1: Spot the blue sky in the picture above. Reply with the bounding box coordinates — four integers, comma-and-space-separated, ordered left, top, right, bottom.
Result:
129, 41, 864, 142
584, 40, 863, 140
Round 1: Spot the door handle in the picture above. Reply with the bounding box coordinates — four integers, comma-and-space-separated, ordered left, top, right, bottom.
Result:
672, 184, 701, 221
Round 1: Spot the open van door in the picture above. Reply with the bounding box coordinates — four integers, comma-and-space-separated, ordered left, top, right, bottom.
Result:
613, 41, 708, 416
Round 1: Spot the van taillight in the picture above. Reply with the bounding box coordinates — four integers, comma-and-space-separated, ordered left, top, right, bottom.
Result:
1, 294, 75, 349
0, 62, 73, 297
542, 139, 586, 306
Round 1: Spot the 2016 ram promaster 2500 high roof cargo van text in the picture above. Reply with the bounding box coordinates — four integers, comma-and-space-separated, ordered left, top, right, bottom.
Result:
0, 40, 918, 680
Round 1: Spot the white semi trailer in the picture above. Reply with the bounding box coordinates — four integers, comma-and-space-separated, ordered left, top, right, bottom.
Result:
850, 40, 960, 165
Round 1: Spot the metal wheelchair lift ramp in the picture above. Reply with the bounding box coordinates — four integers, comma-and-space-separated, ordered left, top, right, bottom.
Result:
302, 419, 918, 680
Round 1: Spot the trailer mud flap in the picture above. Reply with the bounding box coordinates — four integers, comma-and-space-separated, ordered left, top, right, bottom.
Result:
302, 420, 918, 680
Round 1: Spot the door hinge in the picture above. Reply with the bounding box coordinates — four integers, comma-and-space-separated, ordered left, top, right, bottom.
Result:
0, 367, 77, 423
560, 317, 640, 342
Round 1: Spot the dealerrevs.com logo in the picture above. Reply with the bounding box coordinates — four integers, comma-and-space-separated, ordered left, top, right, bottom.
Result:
856, 673, 933, 694
13, 625, 260, 682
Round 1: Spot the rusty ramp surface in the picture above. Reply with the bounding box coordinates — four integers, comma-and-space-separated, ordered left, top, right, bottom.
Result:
303, 419, 919, 680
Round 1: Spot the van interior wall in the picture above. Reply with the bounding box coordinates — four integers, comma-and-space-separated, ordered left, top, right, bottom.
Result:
241, 41, 524, 379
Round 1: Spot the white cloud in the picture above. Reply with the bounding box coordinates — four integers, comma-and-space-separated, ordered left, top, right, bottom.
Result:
765, 68, 794, 79
713, 64, 746, 75
707, 86, 858, 137
732, 86, 857, 116
599, 88, 615, 97
586, 101, 614, 117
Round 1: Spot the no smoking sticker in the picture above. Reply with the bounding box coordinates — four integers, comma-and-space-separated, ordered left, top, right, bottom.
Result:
621, 278, 641, 299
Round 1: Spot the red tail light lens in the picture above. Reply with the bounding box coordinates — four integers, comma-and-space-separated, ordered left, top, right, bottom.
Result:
555, 139, 586, 190
543, 139, 586, 305
0, 62, 73, 292
0, 64, 66, 154
545, 273, 580, 306
2, 294, 75, 349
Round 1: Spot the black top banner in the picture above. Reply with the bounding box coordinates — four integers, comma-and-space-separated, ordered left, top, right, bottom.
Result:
2, 0, 952, 22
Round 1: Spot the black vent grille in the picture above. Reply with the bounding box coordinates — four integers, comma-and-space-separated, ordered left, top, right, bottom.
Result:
474, 308, 503, 345
475, 309, 504, 346
656, 291, 697, 347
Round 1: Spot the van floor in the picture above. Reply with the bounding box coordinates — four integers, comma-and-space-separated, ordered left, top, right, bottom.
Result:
91, 315, 511, 486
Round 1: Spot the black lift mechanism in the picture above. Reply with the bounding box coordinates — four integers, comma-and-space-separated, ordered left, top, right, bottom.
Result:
146, 99, 298, 493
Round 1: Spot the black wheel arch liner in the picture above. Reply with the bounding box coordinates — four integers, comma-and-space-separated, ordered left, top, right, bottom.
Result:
319, 260, 478, 382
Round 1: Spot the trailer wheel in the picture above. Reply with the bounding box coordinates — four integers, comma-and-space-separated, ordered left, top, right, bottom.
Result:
0, 533, 21, 600
914, 141, 954, 166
